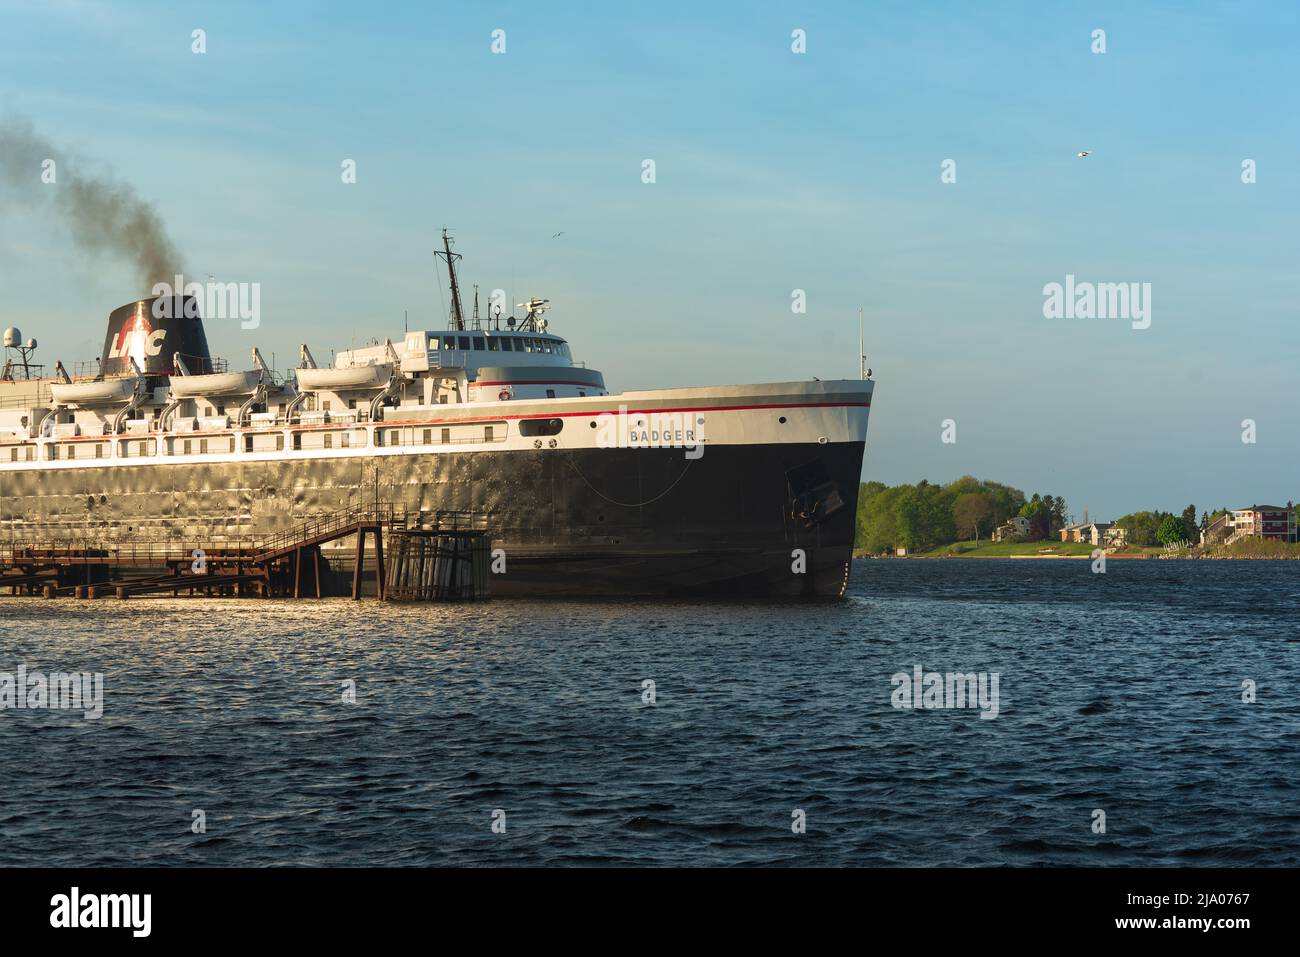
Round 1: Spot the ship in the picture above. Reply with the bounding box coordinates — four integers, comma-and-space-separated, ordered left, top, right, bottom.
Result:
0, 234, 873, 598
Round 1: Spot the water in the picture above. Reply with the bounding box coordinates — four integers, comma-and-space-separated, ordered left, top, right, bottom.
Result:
1, 559, 1297, 867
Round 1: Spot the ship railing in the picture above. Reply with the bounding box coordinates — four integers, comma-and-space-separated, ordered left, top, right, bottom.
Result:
0, 384, 52, 408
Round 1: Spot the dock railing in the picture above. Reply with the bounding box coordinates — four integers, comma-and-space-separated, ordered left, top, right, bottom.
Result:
0, 503, 490, 571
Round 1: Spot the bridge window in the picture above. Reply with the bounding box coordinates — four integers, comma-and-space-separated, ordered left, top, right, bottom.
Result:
458, 336, 472, 350
473, 336, 485, 350
487, 338, 499, 351
519, 418, 564, 437
500, 338, 513, 351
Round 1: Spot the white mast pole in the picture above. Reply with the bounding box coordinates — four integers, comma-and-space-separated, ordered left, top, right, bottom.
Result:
859, 307, 865, 380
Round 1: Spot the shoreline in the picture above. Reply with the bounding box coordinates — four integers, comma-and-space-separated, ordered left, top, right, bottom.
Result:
853, 549, 1300, 561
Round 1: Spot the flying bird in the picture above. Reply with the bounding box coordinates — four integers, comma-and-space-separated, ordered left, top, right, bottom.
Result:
1076, 150, 1092, 158
552, 231, 565, 239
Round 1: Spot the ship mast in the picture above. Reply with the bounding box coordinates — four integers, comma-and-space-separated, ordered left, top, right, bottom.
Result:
435, 228, 466, 331
859, 307, 866, 380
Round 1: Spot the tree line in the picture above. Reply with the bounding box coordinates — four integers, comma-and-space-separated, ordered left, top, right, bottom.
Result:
858, 487, 1299, 553
854, 477, 1068, 553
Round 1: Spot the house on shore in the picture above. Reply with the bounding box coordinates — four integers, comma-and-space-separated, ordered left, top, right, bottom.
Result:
1201, 505, 1297, 545
1061, 522, 1125, 546
992, 516, 1031, 542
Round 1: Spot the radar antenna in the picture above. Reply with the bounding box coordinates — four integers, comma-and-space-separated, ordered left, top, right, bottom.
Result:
516, 298, 550, 333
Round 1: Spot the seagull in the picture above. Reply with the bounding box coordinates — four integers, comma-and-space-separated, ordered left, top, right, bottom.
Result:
552, 231, 565, 239
1077, 150, 1092, 158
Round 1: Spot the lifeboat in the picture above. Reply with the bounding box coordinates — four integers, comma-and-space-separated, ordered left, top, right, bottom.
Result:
49, 377, 136, 406
295, 363, 391, 391
167, 370, 261, 397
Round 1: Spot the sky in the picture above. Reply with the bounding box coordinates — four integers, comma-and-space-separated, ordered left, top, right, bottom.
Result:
1, 0, 1296, 520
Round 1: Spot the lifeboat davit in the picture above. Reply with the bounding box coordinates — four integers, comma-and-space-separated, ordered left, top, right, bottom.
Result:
167, 370, 262, 397
49, 377, 136, 406
295, 363, 391, 391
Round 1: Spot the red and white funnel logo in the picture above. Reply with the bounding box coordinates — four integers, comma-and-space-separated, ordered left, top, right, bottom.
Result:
108, 305, 167, 370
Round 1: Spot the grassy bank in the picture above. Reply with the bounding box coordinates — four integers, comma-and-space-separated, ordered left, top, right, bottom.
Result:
1202, 539, 1300, 559
853, 539, 1300, 560
854, 541, 1161, 559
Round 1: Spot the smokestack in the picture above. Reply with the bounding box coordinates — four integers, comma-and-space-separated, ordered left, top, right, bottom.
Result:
101, 296, 211, 377
0, 114, 182, 288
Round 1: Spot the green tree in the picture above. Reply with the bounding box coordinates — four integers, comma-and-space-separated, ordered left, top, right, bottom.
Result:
1157, 514, 1187, 546
1117, 510, 1170, 547
1181, 504, 1197, 543
953, 492, 994, 540
854, 476, 1027, 552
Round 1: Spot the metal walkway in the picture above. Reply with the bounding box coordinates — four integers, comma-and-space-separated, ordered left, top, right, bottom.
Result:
0, 504, 408, 600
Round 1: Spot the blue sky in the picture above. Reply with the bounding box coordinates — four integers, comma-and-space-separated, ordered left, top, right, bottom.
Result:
1, 1, 1297, 519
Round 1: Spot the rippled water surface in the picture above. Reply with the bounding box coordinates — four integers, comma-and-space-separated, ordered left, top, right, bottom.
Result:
1, 559, 1298, 866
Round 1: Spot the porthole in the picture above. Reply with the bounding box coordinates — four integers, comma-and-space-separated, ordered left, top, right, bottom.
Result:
778, 416, 787, 424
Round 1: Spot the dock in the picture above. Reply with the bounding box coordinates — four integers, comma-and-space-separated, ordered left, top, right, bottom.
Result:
0, 505, 492, 601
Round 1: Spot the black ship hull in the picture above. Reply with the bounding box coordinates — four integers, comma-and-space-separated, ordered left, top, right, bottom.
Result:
2, 440, 865, 598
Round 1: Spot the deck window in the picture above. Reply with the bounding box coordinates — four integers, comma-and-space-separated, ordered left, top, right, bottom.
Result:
423, 429, 432, 444
484, 425, 494, 442
441, 427, 450, 444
